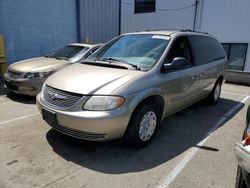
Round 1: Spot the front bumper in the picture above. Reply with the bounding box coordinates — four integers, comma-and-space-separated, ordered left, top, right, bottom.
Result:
4, 73, 44, 96
235, 142, 250, 173
36, 93, 131, 141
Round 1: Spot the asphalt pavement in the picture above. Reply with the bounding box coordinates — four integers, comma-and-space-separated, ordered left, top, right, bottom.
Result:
0, 83, 249, 188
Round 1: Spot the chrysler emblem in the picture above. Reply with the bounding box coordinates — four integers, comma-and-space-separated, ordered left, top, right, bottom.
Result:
47, 91, 67, 101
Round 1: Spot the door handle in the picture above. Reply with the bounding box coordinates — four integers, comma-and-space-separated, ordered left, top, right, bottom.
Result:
192, 75, 200, 80
199, 73, 206, 78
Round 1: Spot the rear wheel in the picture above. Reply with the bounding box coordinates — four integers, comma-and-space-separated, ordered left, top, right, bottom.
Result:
124, 102, 160, 148
207, 80, 222, 105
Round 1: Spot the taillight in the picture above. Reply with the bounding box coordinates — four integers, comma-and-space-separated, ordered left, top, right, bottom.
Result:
244, 137, 250, 146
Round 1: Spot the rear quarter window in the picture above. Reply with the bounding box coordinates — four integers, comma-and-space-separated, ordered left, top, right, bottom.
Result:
188, 35, 226, 66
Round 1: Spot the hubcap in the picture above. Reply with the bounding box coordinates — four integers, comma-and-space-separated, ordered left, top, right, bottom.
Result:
139, 111, 157, 141
214, 83, 221, 101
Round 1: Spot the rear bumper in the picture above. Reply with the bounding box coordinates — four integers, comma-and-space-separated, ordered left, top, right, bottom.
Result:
4, 73, 43, 96
235, 142, 250, 173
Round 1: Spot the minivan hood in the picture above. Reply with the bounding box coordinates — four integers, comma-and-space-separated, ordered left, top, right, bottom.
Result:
8, 57, 69, 72
45, 63, 144, 95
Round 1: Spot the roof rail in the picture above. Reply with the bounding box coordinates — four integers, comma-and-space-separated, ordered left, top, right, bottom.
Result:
134, 29, 209, 35
194, 31, 209, 34
144, 28, 179, 32
180, 29, 209, 34
180, 29, 192, 32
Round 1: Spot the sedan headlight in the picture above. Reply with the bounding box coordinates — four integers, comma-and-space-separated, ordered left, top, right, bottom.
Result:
25, 71, 53, 79
246, 106, 250, 136
25, 72, 40, 79
247, 122, 250, 136
83, 96, 125, 111
241, 105, 250, 143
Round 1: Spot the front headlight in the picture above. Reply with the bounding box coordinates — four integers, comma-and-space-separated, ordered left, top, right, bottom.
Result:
25, 71, 53, 79
83, 96, 125, 111
41, 83, 46, 98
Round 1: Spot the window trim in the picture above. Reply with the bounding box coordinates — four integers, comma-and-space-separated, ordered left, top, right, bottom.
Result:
165, 36, 193, 64
161, 36, 194, 73
222, 43, 248, 71
134, 0, 156, 14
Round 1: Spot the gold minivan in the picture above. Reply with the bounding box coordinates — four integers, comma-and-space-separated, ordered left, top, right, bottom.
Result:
4, 43, 101, 96
37, 30, 227, 147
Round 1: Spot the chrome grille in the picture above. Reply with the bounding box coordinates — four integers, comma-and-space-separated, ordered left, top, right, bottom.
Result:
50, 123, 106, 140
43, 85, 83, 109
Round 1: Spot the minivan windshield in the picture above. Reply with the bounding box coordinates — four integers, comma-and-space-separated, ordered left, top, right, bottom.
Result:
88, 34, 170, 70
46, 45, 89, 62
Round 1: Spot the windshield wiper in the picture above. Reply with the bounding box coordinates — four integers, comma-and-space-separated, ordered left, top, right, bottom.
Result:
94, 57, 141, 70
95, 57, 121, 62
125, 62, 141, 70
55, 57, 68, 60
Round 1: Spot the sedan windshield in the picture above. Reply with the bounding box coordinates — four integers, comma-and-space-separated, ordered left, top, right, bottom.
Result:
46, 45, 89, 62
89, 34, 170, 70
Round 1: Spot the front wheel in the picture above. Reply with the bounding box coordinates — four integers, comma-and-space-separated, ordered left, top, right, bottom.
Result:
124, 102, 160, 148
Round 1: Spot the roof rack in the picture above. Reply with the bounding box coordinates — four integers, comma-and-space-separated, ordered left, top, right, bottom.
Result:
180, 29, 209, 34
134, 29, 209, 35
180, 29, 192, 32
144, 28, 179, 32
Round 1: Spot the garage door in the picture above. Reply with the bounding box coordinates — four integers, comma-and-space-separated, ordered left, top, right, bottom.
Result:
0, 0, 78, 65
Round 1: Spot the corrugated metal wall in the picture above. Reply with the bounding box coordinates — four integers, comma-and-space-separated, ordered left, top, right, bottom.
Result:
0, 0, 77, 65
79, 0, 120, 43
198, 0, 250, 71
198, 0, 250, 42
121, 0, 196, 33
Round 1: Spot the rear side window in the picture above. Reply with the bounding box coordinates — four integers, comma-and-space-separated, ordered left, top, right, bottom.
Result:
188, 36, 226, 66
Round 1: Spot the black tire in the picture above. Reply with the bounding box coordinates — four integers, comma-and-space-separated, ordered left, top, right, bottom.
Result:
207, 80, 222, 105
124, 102, 160, 148
235, 166, 248, 188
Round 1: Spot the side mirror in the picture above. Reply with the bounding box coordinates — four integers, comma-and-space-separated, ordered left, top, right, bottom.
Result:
162, 57, 188, 72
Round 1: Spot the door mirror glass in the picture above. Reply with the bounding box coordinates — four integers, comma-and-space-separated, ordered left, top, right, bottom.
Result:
163, 57, 188, 72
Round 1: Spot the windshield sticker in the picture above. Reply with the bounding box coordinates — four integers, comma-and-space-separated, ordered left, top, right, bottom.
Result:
152, 35, 170, 40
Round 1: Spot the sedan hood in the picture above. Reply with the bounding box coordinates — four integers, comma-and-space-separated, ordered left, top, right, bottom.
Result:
8, 57, 69, 72
45, 63, 144, 95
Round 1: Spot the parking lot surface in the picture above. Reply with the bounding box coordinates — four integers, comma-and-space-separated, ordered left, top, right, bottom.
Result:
0, 83, 249, 188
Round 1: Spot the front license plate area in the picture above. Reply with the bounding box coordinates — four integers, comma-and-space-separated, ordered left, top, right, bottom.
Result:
42, 108, 57, 126
4, 79, 18, 90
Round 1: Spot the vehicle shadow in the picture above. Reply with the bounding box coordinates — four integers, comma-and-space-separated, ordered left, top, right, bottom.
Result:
0, 85, 36, 104
0, 86, 9, 96
46, 97, 244, 174
6, 92, 36, 104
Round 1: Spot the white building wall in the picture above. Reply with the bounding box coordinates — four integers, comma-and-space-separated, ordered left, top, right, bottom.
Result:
121, 0, 250, 72
197, 0, 250, 72
121, 0, 197, 33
